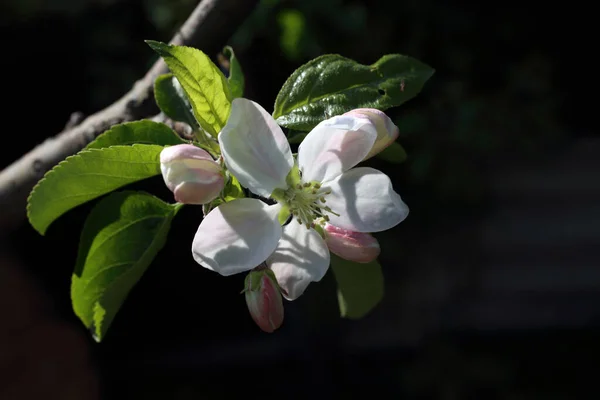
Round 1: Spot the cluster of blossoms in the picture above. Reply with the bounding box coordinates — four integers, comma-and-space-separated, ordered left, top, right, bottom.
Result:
160, 98, 408, 332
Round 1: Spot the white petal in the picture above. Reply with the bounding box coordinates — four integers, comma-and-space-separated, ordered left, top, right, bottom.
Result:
324, 167, 409, 232
219, 98, 293, 197
298, 115, 377, 183
192, 198, 282, 276
266, 221, 330, 300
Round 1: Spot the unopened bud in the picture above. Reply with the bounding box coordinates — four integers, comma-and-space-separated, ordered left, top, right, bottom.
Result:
324, 223, 380, 263
160, 144, 224, 204
244, 269, 284, 333
343, 108, 399, 161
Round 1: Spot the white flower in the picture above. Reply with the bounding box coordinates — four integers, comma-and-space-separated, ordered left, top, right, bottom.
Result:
192, 98, 409, 300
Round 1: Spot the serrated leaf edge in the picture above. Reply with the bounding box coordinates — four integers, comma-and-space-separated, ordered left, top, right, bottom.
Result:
85, 120, 185, 150
147, 41, 231, 135
26, 144, 162, 235
273, 53, 435, 129
90, 203, 176, 341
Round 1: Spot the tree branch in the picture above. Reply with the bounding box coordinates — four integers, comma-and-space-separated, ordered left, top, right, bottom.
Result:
0, 0, 259, 231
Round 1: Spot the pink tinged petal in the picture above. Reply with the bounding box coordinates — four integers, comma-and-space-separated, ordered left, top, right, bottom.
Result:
218, 98, 293, 197
244, 270, 284, 333
192, 198, 282, 276
160, 144, 224, 204
266, 221, 330, 300
171, 179, 224, 205
343, 108, 399, 161
324, 167, 409, 233
297, 115, 378, 183
324, 224, 380, 263
160, 144, 214, 164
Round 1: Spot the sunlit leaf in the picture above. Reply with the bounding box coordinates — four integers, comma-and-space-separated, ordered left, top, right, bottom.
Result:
147, 41, 231, 137
222, 46, 245, 99
72, 191, 180, 341
85, 120, 185, 149
27, 144, 164, 234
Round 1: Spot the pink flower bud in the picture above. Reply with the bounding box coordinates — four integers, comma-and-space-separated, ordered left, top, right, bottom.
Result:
160, 144, 224, 205
244, 269, 284, 333
343, 108, 399, 161
324, 224, 380, 263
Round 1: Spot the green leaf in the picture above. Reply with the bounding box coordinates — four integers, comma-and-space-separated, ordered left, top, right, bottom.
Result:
71, 191, 179, 341
223, 174, 244, 201
205, 173, 245, 212
146, 41, 231, 137
85, 120, 186, 149
27, 144, 164, 235
222, 46, 245, 99
154, 73, 200, 129
329, 254, 384, 319
287, 132, 307, 144
273, 54, 435, 131
375, 141, 408, 163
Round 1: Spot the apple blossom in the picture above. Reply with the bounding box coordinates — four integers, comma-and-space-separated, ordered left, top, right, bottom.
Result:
192, 98, 409, 300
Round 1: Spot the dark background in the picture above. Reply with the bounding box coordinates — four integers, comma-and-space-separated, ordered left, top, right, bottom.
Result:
1, 0, 598, 399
